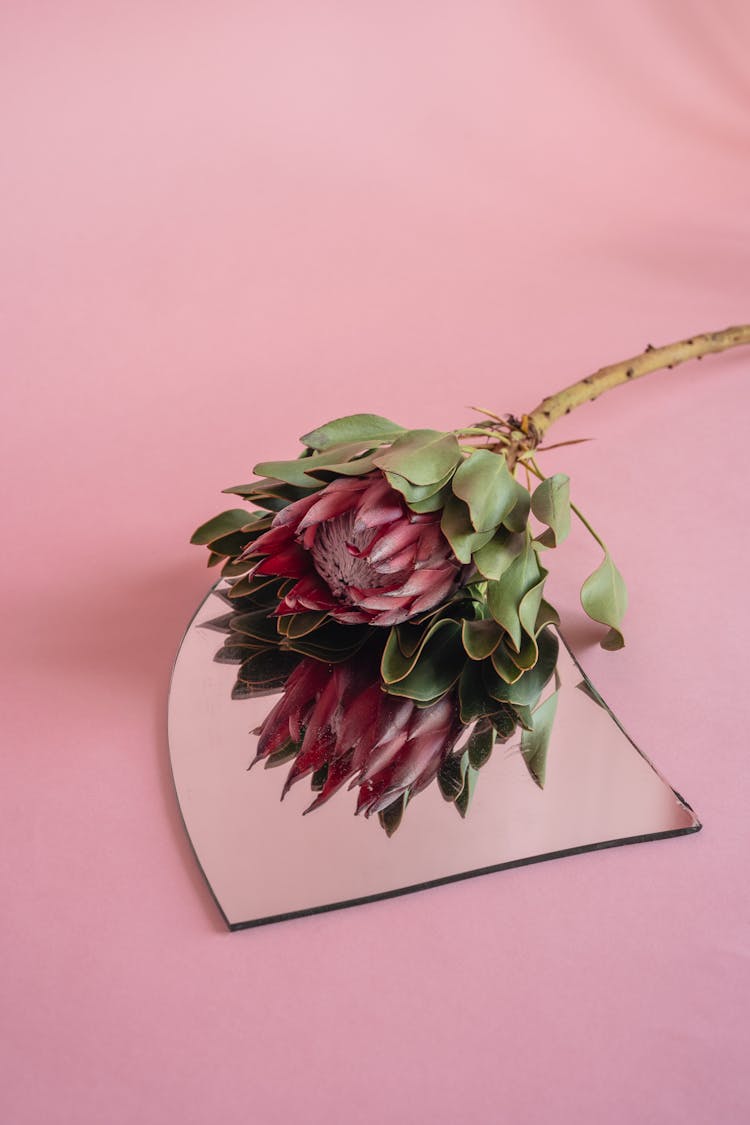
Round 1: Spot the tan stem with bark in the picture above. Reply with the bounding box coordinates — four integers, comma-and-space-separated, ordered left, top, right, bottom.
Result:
522, 324, 750, 443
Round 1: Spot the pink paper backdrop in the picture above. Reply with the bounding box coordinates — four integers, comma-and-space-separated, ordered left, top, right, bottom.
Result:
2, 3, 749, 1122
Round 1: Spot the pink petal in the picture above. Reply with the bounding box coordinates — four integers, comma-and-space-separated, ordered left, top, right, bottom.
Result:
368, 521, 423, 565
297, 490, 357, 530
254, 543, 312, 578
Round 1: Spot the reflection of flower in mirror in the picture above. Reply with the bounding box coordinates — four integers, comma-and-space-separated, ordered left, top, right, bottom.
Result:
251, 647, 467, 834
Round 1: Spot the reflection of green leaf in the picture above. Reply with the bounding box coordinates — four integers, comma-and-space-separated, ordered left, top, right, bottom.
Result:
576, 678, 607, 709
459, 661, 506, 722
300, 413, 406, 450
451, 449, 517, 532
438, 751, 469, 801
378, 794, 408, 837
580, 551, 627, 650
374, 430, 463, 486
531, 474, 571, 547
520, 688, 559, 788
440, 495, 495, 564
467, 720, 494, 769
455, 764, 479, 818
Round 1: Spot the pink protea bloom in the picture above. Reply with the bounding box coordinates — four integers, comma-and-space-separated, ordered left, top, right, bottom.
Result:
242, 471, 462, 625
253, 652, 463, 820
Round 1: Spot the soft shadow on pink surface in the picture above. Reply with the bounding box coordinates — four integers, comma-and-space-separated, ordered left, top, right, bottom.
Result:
2, 2, 749, 1123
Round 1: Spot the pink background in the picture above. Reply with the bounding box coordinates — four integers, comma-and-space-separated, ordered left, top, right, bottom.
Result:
2, 3, 749, 1122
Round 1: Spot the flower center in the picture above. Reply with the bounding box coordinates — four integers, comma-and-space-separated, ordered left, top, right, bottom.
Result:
309, 512, 400, 603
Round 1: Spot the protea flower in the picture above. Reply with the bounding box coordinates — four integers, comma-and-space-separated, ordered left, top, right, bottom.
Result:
252, 647, 465, 832
240, 471, 463, 626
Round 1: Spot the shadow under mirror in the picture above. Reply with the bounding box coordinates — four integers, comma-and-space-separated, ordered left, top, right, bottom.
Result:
168, 586, 700, 930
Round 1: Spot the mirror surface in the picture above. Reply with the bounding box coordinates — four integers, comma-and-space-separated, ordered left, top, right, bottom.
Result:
168, 587, 700, 929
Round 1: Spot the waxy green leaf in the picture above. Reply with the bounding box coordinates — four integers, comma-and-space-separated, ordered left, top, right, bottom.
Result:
461, 617, 503, 661
502, 479, 531, 532
531, 473, 571, 547
486, 536, 545, 649
472, 529, 525, 580
440, 495, 495, 564
580, 551, 627, 650
451, 449, 518, 532
485, 628, 559, 708
382, 619, 464, 703
191, 509, 254, 546
384, 467, 455, 505
300, 413, 406, 451
254, 443, 373, 488
374, 430, 463, 486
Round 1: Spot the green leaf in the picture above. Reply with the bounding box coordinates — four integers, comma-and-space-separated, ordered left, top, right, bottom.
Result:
304, 454, 381, 480
485, 628, 559, 708
486, 535, 544, 649
440, 495, 495, 564
461, 617, 503, 661
580, 551, 627, 650
191, 509, 253, 546
374, 430, 463, 486
520, 688, 559, 788
300, 413, 406, 451
472, 529, 525, 580
488, 641, 526, 684
405, 484, 453, 513
382, 620, 464, 703
502, 479, 531, 532
451, 449, 518, 532
253, 443, 372, 487
534, 599, 561, 632
277, 612, 329, 639
531, 473, 571, 547
384, 469, 455, 505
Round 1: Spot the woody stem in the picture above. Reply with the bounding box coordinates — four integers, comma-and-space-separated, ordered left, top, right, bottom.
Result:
522, 324, 750, 443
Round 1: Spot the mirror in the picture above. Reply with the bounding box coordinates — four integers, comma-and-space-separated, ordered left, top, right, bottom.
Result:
168, 586, 700, 929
